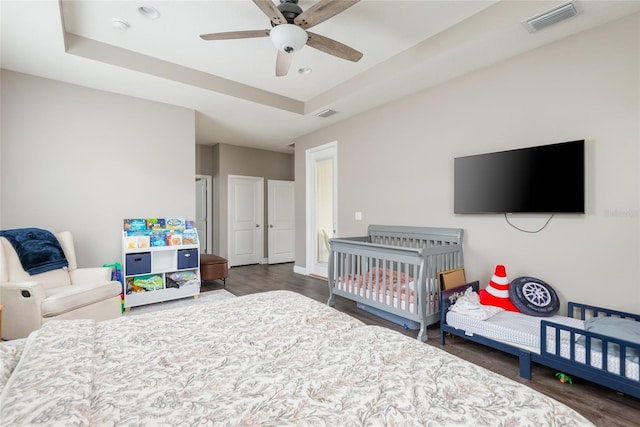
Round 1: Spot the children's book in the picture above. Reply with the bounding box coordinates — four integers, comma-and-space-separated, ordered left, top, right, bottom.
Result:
150, 230, 166, 247
182, 229, 198, 245
124, 218, 146, 232
165, 218, 186, 230
165, 229, 183, 246
146, 218, 166, 230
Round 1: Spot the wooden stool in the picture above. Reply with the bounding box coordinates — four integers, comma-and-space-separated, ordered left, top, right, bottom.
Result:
200, 254, 228, 286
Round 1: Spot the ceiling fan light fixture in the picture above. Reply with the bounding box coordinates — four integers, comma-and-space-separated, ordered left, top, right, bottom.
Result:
270, 24, 307, 53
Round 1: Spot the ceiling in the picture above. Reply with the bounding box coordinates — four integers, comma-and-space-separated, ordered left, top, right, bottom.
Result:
2, 1, 640, 153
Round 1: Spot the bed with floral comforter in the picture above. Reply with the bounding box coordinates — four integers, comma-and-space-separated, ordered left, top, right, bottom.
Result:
0, 290, 592, 426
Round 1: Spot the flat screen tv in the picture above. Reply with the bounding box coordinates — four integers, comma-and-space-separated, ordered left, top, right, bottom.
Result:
454, 140, 584, 214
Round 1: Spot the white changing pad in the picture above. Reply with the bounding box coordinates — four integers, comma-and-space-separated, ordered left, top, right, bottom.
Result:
446, 310, 640, 380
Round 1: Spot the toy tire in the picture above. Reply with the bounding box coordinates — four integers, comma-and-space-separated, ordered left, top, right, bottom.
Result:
509, 276, 560, 317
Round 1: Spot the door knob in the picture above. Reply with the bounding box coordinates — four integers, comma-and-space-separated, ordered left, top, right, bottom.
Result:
256, 224, 260, 228
269, 224, 274, 228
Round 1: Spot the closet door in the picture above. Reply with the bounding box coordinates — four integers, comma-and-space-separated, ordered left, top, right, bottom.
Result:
228, 175, 264, 267
267, 180, 295, 264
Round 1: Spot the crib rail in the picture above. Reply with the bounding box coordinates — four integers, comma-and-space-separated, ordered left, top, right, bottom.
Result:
368, 225, 464, 250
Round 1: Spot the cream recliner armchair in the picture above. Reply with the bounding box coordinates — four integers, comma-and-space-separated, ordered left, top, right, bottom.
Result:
0, 230, 122, 340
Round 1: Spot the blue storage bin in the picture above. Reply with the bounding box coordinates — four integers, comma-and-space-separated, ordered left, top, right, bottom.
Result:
177, 248, 198, 269
125, 252, 151, 275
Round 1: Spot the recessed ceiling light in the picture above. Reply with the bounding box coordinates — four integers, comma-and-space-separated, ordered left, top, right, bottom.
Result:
298, 67, 312, 75
138, 6, 160, 20
112, 18, 130, 31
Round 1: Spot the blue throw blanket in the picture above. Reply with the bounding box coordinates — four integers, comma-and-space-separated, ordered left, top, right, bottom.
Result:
0, 228, 69, 275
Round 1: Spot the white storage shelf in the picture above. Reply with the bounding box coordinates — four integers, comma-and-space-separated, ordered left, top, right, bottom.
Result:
122, 231, 200, 309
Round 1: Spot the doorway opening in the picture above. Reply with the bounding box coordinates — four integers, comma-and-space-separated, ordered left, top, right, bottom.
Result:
305, 142, 338, 279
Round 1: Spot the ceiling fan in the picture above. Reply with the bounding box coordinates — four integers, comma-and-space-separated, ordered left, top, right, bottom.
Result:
200, 0, 363, 77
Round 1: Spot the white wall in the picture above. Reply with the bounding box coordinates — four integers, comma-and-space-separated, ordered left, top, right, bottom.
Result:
294, 13, 639, 313
1, 70, 196, 268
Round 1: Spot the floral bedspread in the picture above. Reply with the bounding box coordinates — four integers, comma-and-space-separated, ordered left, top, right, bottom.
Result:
1, 290, 593, 426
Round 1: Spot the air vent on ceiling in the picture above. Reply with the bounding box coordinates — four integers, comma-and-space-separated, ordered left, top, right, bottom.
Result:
316, 109, 337, 118
522, 1, 579, 33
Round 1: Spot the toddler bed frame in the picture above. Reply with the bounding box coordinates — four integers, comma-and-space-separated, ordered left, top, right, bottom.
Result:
327, 225, 464, 342
440, 283, 640, 399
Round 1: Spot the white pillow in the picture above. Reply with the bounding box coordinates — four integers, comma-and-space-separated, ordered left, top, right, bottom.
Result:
449, 287, 504, 320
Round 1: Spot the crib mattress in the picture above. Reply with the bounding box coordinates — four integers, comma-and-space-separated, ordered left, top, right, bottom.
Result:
446, 310, 583, 350
446, 311, 640, 380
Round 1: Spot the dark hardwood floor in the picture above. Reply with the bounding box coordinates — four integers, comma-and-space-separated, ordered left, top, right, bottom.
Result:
202, 262, 640, 427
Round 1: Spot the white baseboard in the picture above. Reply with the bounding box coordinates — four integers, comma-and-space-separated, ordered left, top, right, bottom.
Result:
293, 265, 306, 275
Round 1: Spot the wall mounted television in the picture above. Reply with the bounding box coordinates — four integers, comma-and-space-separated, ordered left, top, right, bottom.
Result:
454, 140, 585, 214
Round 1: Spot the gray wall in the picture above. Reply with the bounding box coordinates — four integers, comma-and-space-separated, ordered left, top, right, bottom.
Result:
197, 143, 293, 258
293, 13, 640, 313
1, 70, 196, 267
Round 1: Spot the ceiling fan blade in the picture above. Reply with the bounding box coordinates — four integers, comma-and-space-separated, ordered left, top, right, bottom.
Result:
294, 0, 359, 30
253, 0, 287, 25
200, 29, 270, 40
306, 31, 363, 62
275, 50, 293, 77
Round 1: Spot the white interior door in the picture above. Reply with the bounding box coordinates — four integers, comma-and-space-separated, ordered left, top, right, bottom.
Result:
268, 180, 295, 264
306, 142, 338, 278
228, 175, 264, 267
195, 175, 211, 254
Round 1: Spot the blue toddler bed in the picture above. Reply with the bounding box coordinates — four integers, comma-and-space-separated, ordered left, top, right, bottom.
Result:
440, 282, 640, 399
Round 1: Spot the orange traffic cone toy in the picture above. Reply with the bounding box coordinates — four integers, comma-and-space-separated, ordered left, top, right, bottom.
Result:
478, 264, 520, 312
